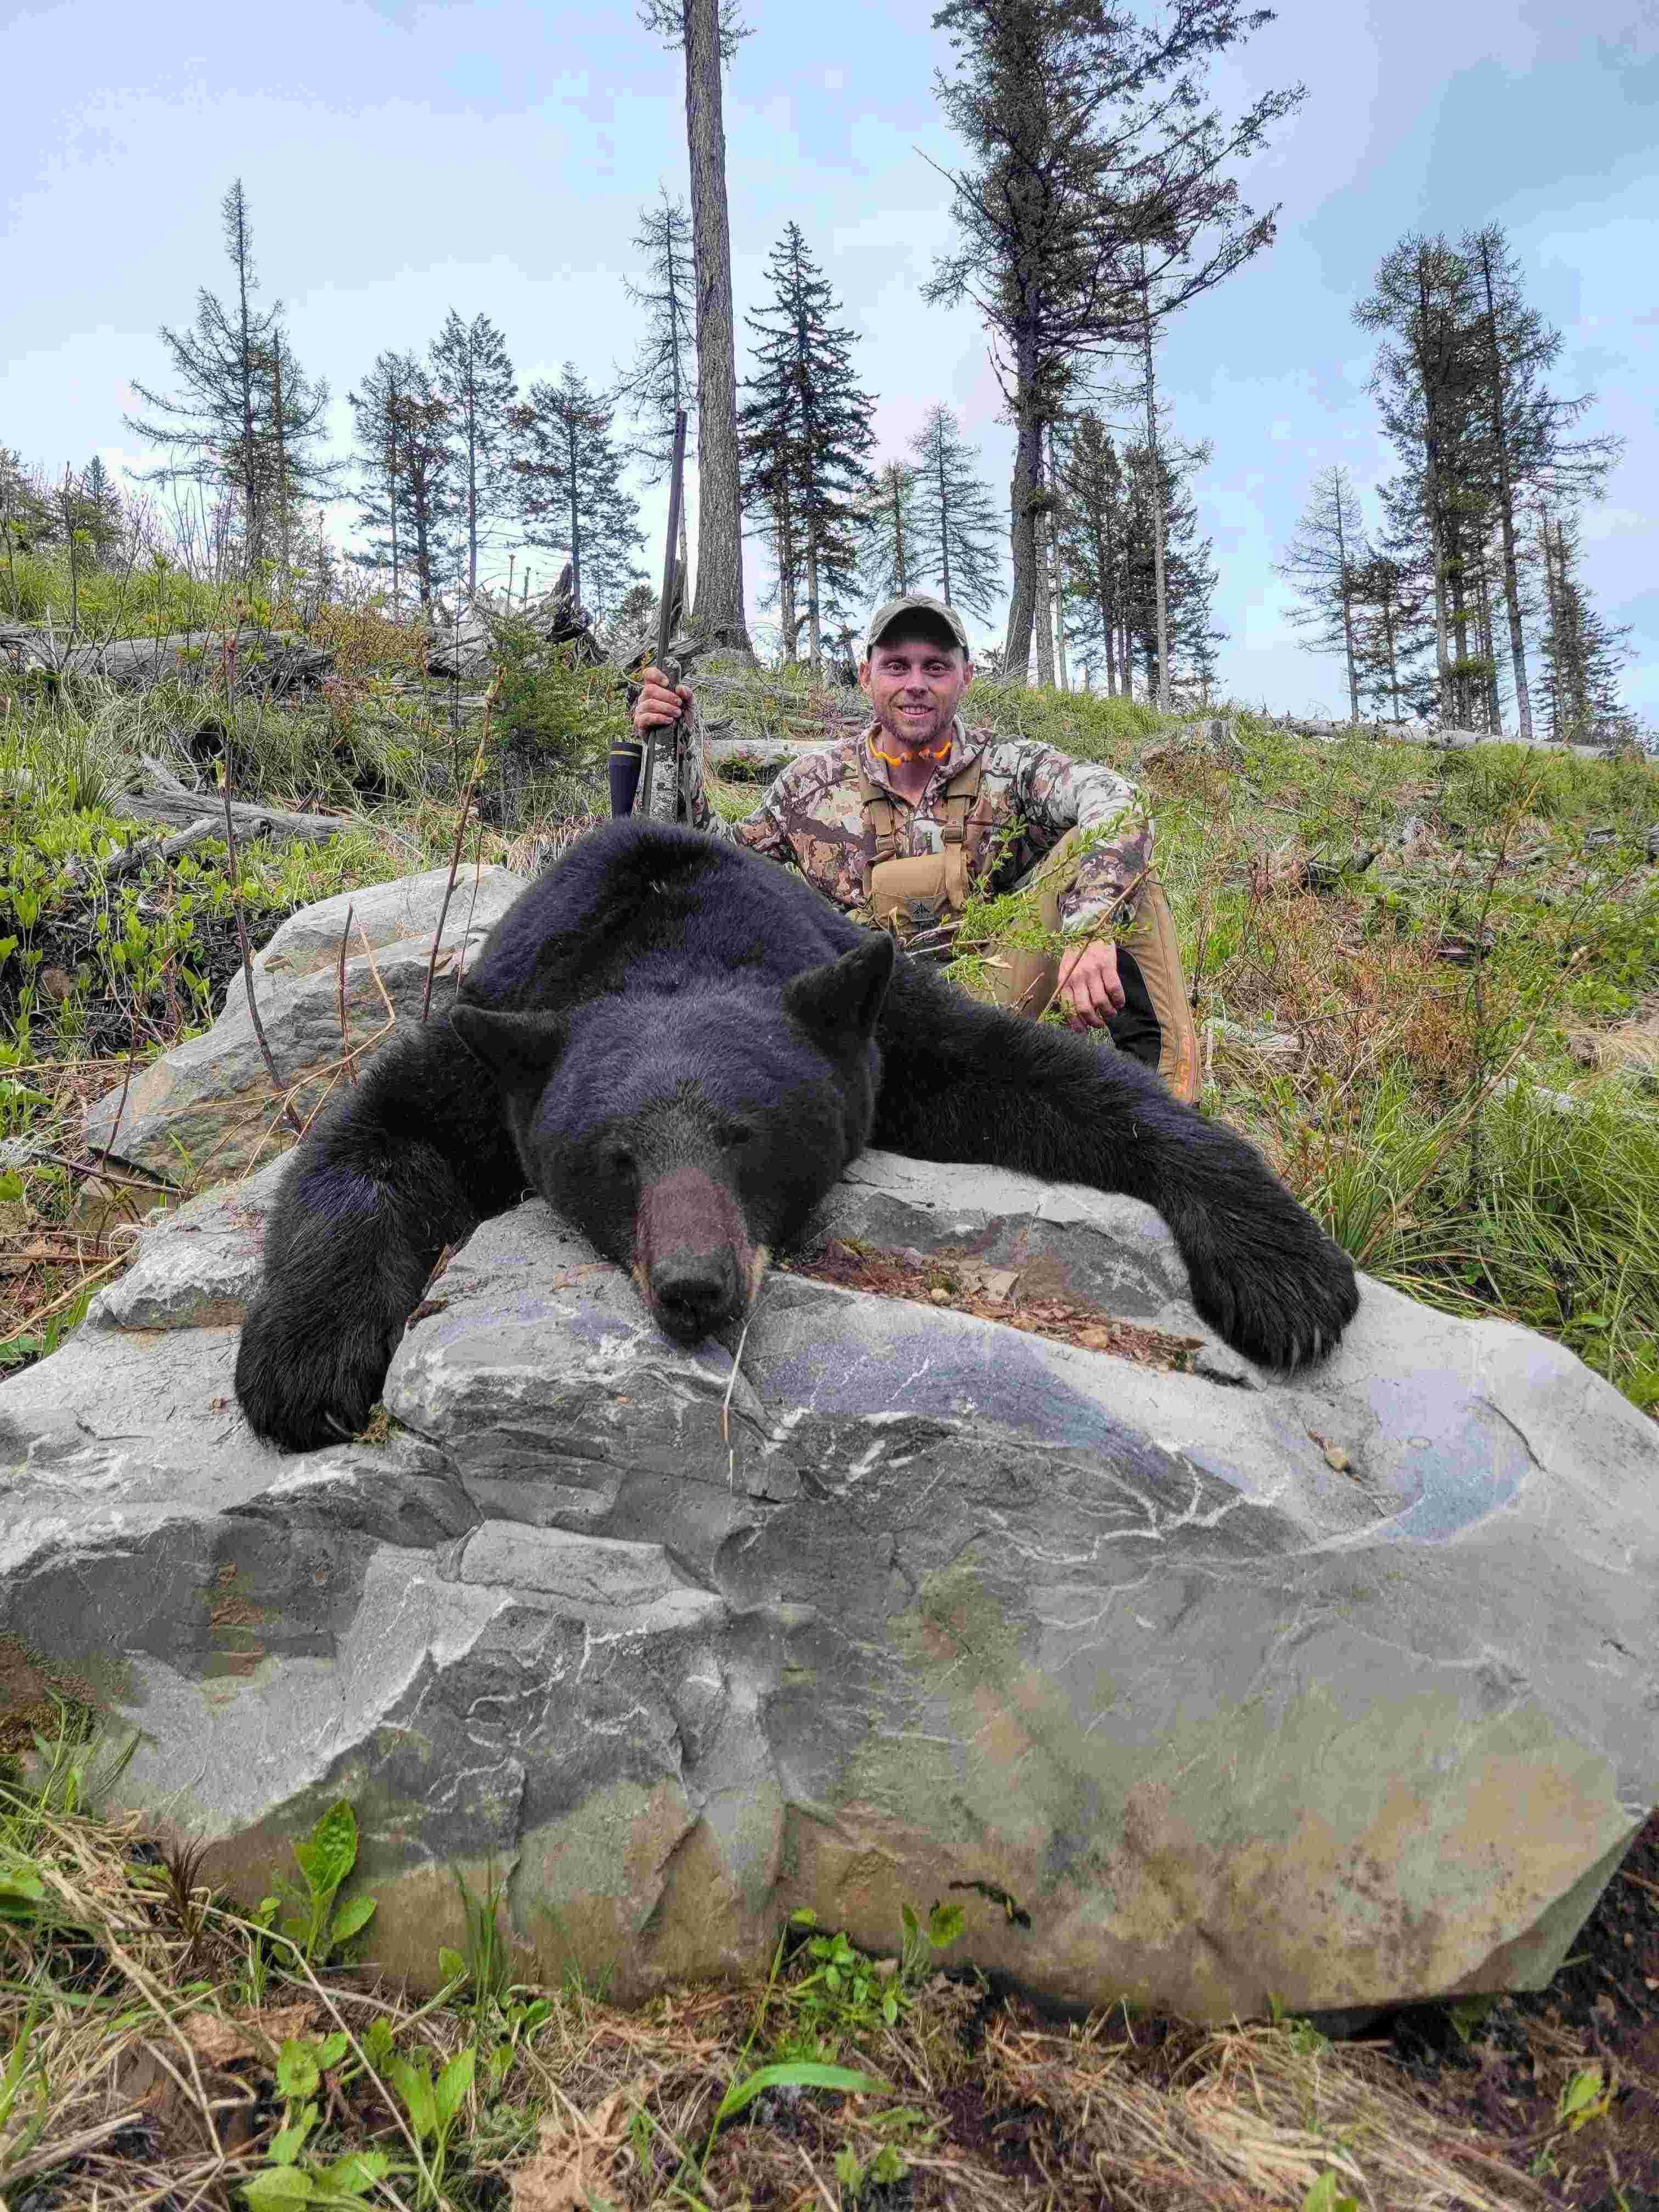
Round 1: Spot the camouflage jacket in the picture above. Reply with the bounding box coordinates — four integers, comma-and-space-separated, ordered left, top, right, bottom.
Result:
686, 718, 1152, 937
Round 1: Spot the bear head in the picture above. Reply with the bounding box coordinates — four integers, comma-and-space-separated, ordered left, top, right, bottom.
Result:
449, 933, 894, 1346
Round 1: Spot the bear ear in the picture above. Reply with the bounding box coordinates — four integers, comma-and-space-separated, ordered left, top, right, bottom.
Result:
782, 934, 895, 1053
449, 1004, 568, 1089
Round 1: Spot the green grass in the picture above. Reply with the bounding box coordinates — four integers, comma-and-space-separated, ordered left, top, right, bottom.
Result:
0, 1747, 1570, 2209
961, 675, 1170, 759
1, 544, 229, 633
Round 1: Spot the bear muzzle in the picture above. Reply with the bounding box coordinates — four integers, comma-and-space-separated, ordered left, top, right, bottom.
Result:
633, 1166, 761, 1345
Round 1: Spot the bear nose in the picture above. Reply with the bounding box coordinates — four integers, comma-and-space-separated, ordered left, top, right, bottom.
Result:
650, 1251, 739, 1341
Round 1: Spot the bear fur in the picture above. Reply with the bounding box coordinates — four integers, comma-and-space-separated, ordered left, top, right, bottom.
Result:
235, 821, 1359, 1451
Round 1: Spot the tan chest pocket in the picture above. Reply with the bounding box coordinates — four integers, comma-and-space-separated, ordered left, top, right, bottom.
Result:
860, 755, 985, 936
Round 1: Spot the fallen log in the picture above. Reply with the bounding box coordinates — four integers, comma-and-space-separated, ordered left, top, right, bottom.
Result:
108, 755, 351, 847
0, 624, 334, 697
65, 817, 222, 890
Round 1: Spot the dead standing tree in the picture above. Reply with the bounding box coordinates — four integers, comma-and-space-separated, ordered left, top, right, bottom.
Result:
1274, 464, 1369, 723
640, 0, 753, 655
618, 187, 699, 610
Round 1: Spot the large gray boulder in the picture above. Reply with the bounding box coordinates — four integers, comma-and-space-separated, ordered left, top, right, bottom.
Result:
1, 1149, 1654, 2021
83, 866, 523, 1186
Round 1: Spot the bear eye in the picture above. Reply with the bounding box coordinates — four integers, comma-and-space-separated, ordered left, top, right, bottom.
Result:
721, 1124, 755, 1151
605, 1143, 636, 1180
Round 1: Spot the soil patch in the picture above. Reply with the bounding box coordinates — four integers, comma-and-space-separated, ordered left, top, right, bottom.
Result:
786, 1237, 1205, 1372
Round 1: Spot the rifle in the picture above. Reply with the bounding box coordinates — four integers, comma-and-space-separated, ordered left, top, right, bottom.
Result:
610, 407, 689, 821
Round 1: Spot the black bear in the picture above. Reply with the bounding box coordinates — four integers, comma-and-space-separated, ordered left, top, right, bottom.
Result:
235, 821, 1358, 1450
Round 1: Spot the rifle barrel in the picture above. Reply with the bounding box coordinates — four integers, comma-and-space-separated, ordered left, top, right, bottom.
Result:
657, 408, 689, 671
639, 407, 690, 819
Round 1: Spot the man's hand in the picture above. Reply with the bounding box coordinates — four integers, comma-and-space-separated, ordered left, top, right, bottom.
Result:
633, 664, 693, 738
1056, 938, 1125, 1029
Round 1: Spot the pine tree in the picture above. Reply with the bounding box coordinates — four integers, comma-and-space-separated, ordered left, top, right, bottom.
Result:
430, 311, 517, 595
1460, 224, 1623, 744
1364, 473, 1442, 721
0, 450, 49, 616
1122, 438, 1221, 704
126, 181, 329, 580
396, 372, 458, 614
76, 456, 127, 565
926, 0, 1300, 684
1067, 430, 1217, 704
1056, 412, 1128, 695
1349, 550, 1427, 724
618, 188, 698, 599
738, 223, 876, 668
348, 351, 456, 616
906, 407, 1002, 627
1537, 512, 1635, 746
510, 365, 645, 619
860, 462, 921, 601
1274, 466, 1369, 722
259, 322, 337, 589
1356, 236, 1495, 727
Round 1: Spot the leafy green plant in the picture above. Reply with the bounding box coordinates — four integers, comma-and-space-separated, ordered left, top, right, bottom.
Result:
898, 1898, 965, 1988
771, 1901, 964, 2066
0, 1853, 48, 1925
695, 2058, 888, 2191
1266, 1994, 1331, 2058
0, 1988, 56, 2193
1300, 2172, 1361, 2212
263, 1800, 377, 1968
383, 2042, 475, 2207
488, 619, 625, 773
785, 1918, 899, 2048
1556, 2062, 1612, 2133
834, 2138, 908, 2202
481, 1990, 555, 2097
270, 2030, 348, 2161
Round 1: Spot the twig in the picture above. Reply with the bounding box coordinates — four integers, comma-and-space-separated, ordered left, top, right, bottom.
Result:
97, 1014, 142, 1175
0, 2109, 148, 2187
235, 916, 404, 1167
336, 900, 356, 1083
423, 670, 502, 1022
455, 818, 486, 992
221, 759, 304, 1136
34, 1149, 174, 1196
721, 1299, 762, 1492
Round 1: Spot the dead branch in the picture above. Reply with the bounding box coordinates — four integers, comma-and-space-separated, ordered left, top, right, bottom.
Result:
423, 670, 503, 1022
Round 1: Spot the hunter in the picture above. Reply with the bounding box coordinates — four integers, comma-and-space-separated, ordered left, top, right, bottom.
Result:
630, 591, 1199, 1102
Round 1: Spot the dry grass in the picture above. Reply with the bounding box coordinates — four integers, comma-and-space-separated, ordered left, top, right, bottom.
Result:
0, 1753, 1569, 2212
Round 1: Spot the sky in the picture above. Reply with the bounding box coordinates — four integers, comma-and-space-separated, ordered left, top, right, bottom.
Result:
3, 0, 1655, 724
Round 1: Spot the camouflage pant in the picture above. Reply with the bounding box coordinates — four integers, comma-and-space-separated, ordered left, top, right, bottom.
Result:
957, 833, 1200, 1105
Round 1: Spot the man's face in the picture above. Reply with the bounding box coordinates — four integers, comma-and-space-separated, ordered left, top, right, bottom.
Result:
859, 628, 973, 754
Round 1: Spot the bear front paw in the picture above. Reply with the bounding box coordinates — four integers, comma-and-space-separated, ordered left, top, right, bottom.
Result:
234, 1295, 396, 1451
1184, 1206, 1361, 1373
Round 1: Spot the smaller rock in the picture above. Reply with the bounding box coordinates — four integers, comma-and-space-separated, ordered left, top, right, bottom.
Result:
1205, 1018, 1302, 1066
1493, 1076, 1583, 1118
85, 866, 526, 1184
254, 867, 521, 983
89, 1156, 287, 1330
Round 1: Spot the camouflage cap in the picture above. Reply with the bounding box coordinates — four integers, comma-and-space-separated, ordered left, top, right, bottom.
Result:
864, 592, 971, 657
